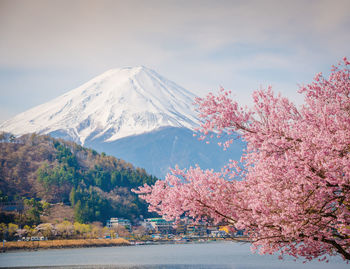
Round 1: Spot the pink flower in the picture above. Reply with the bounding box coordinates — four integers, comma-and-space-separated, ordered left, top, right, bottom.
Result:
134, 59, 350, 262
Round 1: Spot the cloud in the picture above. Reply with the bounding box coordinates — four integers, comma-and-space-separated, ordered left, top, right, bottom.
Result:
0, 0, 350, 122
1, 0, 349, 67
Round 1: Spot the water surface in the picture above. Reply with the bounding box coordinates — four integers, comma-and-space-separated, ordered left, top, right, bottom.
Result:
0, 241, 348, 268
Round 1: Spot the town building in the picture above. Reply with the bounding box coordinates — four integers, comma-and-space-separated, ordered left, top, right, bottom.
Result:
186, 223, 207, 236
142, 218, 175, 234
106, 218, 131, 231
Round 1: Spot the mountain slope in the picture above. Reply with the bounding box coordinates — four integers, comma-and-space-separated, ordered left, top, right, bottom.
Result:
87, 127, 244, 178
0, 132, 157, 224
0, 66, 200, 145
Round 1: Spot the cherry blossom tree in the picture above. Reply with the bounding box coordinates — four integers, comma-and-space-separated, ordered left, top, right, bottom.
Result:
134, 59, 350, 261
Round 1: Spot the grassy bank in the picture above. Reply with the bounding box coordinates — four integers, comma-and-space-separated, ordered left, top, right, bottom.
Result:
1, 238, 130, 251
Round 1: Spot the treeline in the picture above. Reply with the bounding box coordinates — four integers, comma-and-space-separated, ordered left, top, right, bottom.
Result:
0, 132, 157, 225
0, 220, 129, 241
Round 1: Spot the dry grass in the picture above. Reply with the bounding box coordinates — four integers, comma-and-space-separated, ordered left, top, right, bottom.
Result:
40, 203, 75, 223
2, 238, 130, 251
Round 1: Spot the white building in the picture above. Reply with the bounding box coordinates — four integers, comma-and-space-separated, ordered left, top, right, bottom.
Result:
106, 218, 131, 231
142, 218, 174, 234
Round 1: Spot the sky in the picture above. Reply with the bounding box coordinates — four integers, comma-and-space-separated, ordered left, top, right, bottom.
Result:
1, 0, 350, 123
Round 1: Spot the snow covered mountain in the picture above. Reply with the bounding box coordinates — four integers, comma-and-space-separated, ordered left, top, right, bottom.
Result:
1, 66, 243, 178
0, 66, 200, 145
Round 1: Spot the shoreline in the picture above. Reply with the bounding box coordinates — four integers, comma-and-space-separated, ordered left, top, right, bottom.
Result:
1, 237, 250, 252
1, 238, 130, 252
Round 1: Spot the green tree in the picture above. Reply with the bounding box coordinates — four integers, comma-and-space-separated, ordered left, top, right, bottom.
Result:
8, 223, 19, 240
73, 222, 91, 238
56, 221, 73, 239
23, 225, 35, 237
73, 200, 85, 223
23, 198, 43, 225
0, 223, 7, 240
69, 187, 76, 205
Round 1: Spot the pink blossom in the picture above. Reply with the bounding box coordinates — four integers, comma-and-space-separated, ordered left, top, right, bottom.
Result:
134, 59, 350, 261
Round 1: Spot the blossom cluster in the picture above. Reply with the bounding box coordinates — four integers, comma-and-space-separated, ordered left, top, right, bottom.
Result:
134, 58, 350, 261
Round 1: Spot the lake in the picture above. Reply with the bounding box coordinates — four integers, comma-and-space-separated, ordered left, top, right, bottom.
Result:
0, 241, 348, 268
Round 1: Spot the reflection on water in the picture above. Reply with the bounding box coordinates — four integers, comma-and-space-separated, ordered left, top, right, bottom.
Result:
0, 242, 348, 269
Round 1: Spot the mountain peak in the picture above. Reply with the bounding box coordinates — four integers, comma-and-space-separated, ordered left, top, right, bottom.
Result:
103, 65, 148, 76
0, 67, 200, 145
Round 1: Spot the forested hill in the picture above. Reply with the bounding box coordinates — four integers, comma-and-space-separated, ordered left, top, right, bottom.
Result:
0, 132, 158, 224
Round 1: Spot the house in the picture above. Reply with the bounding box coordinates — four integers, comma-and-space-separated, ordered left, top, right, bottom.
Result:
210, 230, 228, 238
186, 223, 207, 236
106, 218, 131, 231
142, 218, 175, 234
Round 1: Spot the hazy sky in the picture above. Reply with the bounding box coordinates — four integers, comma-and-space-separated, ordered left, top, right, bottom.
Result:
1, 0, 350, 123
